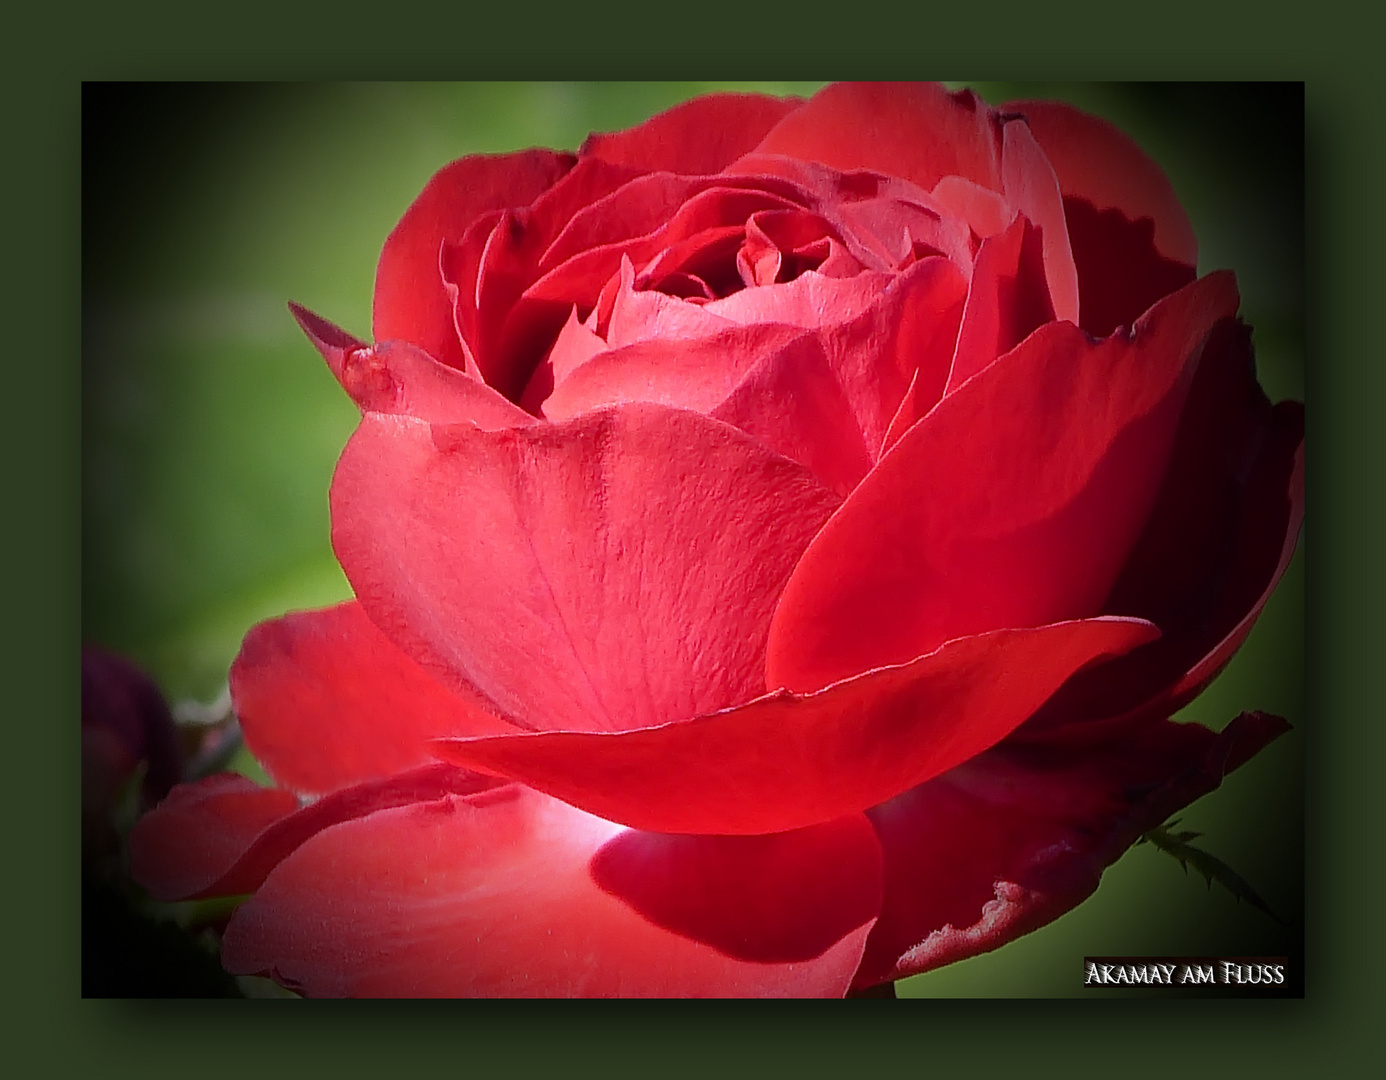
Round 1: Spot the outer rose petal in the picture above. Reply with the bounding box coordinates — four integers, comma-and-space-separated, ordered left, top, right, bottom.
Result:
1005, 98, 1198, 267
433, 618, 1157, 836
331, 404, 842, 734
1024, 319, 1305, 732
852, 710, 1290, 988
751, 82, 1003, 194
580, 92, 803, 176
373, 150, 576, 372
130, 766, 499, 903
130, 775, 297, 900
220, 786, 882, 998
290, 303, 533, 428
231, 602, 519, 796
767, 272, 1238, 694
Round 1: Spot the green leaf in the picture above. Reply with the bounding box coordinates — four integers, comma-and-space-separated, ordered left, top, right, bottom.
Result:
1138, 822, 1286, 924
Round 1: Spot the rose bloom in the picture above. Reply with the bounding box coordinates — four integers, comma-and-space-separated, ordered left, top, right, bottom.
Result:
131, 83, 1303, 998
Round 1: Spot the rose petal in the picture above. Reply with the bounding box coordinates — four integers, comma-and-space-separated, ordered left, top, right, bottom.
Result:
1023, 319, 1305, 731
581, 92, 803, 176
604, 255, 740, 349
536, 172, 715, 277
438, 210, 502, 374
467, 156, 649, 393
291, 303, 533, 427
516, 305, 612, 413
231, 602, 519, 796
544, 259, 967, 496
1061, 197, 1200, 339
373, 150, 575, 372
1004, 99, 1198, 266
881, 231, 1028, 445
1001, 118, 1080, 327
941, 215, 1055, 397
930, 175, 1014, 240
433, 617, 1157, 836
852, 709, 1290, 987
130, 765, 497, 903
831, 195, 971, 273
331, 404, 842, 734
704, 267, 897, 328
712, 259, 967, 492
766, 273, 1239, 694
735, 208, 841, 287
130, 775, 298, 901
220, 786, 880, 998
750, 82, 1004, 194
489, 181, 806, 398
542, 323, 810, 422
1170, 412, 1303, 699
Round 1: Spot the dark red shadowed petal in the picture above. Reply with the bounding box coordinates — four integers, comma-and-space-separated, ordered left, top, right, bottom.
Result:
517, 305, 612, 412
1062, 197, 1199, 339
1171, 414, 1302, 700
433, 617, 1157, 836
750, 83, 1004, 194
373, 150, 576, 372
767, 273, 1239, 695
220, 786, 879, 998
291, 303, 533, 428
231, 602, 519, 797
581, 92, 803, 176
130, 765, 499, 903
330, 404, 842, 735
1001, 118, 1079, 327
1021, 319, 1304, 733
1005, 99, 1198, 267
464, 156, 649, 394
852, 709, 1290, 988
589, 814, 880, 964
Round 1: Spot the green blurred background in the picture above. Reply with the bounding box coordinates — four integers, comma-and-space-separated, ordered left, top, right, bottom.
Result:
82, 82, 1304, 996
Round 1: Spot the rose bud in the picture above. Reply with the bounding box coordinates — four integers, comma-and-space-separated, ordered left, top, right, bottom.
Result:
132, 83, 1303, 998
82, 645, 183, 870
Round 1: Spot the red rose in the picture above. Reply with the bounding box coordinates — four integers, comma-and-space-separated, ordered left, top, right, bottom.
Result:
131, 83, 1303, 997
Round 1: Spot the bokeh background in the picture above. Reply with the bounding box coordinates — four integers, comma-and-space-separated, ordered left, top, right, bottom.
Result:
82, 82, 1304, 997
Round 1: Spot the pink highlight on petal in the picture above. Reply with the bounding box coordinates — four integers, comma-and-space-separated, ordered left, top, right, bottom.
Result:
221, 786, 879, 998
